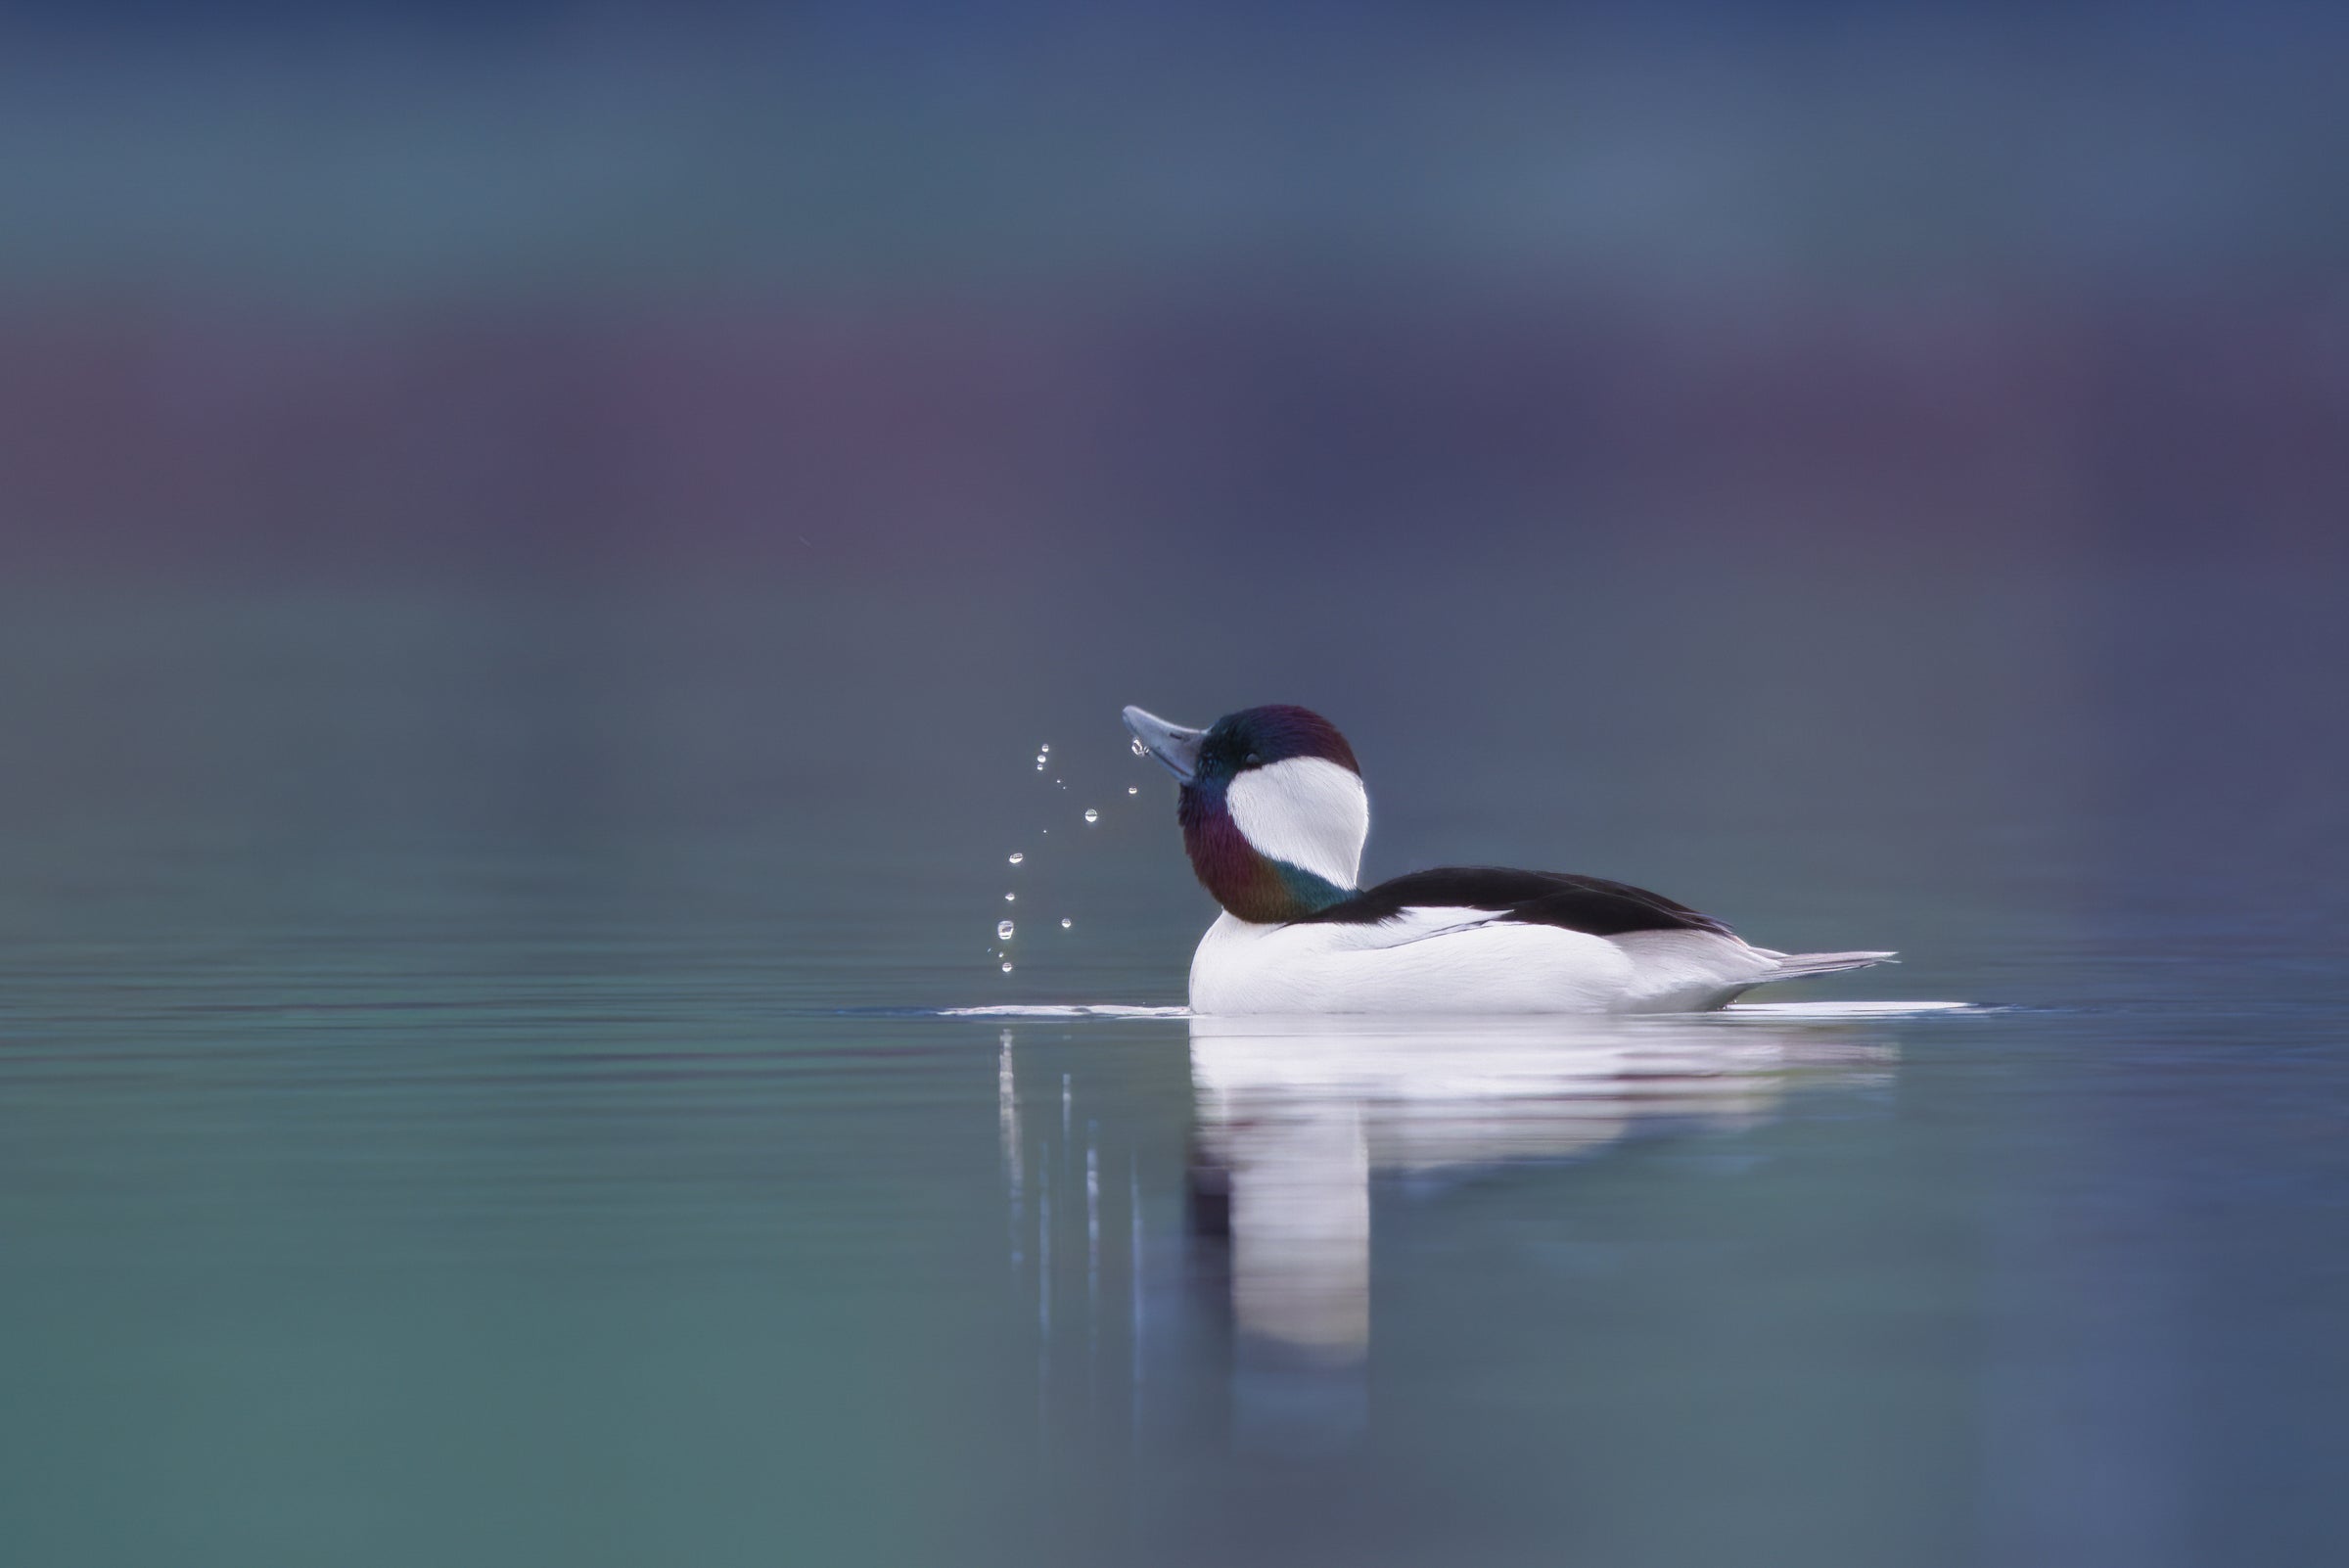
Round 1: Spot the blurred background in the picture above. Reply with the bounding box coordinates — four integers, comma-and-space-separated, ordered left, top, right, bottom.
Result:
1, 3, 2345, 1566
2, 0, 2344, 917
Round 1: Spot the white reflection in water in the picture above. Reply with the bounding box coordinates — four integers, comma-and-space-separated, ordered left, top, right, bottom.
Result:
999, 1031, 1024, 1268
995, 1008, 1900, 1454
1186, 1013, 1896, 1365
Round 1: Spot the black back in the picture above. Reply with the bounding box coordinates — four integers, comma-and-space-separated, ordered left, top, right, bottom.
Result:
1292, 866, 1732, 938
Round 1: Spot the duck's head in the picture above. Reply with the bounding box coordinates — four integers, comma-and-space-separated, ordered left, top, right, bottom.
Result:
1122, 703, 1367, 924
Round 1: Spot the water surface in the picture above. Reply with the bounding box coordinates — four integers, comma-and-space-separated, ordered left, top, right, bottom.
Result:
0, 574, 2341, 1567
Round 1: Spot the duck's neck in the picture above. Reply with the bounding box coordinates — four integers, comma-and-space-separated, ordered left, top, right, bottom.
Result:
1180, 790, 1354, 924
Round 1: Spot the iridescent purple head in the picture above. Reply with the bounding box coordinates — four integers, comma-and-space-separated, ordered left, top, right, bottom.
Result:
1123, 704, 1368, 923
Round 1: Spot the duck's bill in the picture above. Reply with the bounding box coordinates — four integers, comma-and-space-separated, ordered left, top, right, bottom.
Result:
1123, 705, 1205, 783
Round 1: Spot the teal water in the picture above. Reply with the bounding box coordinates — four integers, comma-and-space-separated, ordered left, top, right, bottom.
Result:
1, 573, 2342, 1566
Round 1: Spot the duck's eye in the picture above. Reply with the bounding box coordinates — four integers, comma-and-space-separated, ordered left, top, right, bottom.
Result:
1244, 752, 1261, 766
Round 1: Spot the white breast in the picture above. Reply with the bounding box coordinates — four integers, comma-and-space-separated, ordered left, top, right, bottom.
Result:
1189, 909, 1783, 1015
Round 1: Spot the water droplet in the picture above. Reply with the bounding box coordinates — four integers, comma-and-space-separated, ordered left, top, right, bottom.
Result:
1039, 743, 1050, 753
1130, 737, 1148, 756
1001, 961, 1014, 973
1128, 785, 1138, 795
997, 920, 1015, 941
1008, 853, 1024, 865
1005, 892, 1016, 901
1060, 917, 1073, 929
1083, 808, 1099, 823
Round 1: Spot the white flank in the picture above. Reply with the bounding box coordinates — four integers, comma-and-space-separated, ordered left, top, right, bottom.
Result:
1191, 917, 1898, 1015
1225, 757, 1368, 889
1191, 910, 1640, 1014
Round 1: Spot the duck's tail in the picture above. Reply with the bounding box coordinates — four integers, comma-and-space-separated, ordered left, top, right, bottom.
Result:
1754, 948, 1898, 982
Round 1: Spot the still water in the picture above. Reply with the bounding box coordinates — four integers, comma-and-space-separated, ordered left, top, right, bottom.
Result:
0, 571, 2341, 1566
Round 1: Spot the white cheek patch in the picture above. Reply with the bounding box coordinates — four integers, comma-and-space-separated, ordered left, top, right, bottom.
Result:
1226, 758, 1368, 890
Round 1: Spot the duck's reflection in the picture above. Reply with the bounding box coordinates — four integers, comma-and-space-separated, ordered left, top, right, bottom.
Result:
1185, 1012, 1895, 1367
993, 1008, 1897, 1453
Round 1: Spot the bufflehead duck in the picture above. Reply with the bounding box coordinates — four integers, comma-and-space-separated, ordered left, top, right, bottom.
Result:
1123, 703, 1894, 1014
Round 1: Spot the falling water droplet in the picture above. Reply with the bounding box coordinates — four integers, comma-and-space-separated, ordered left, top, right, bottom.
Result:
1005, 892, 1016, 901
1060, 917, 1073, 929
1130, 738, 1148, 757
1001, 960, 1014, 973
1128, 785, 1138, 795
1083, 808, 1099, 823
1039, 743, 1050, 753
1008, 853, 1024, 865
997, 920, 1015, 941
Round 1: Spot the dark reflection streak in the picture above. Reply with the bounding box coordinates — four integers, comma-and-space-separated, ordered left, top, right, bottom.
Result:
1185, 1147, 1232, 1239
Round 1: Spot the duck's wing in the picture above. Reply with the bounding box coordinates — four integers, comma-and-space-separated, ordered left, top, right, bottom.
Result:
1295, 866, 1734, 939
